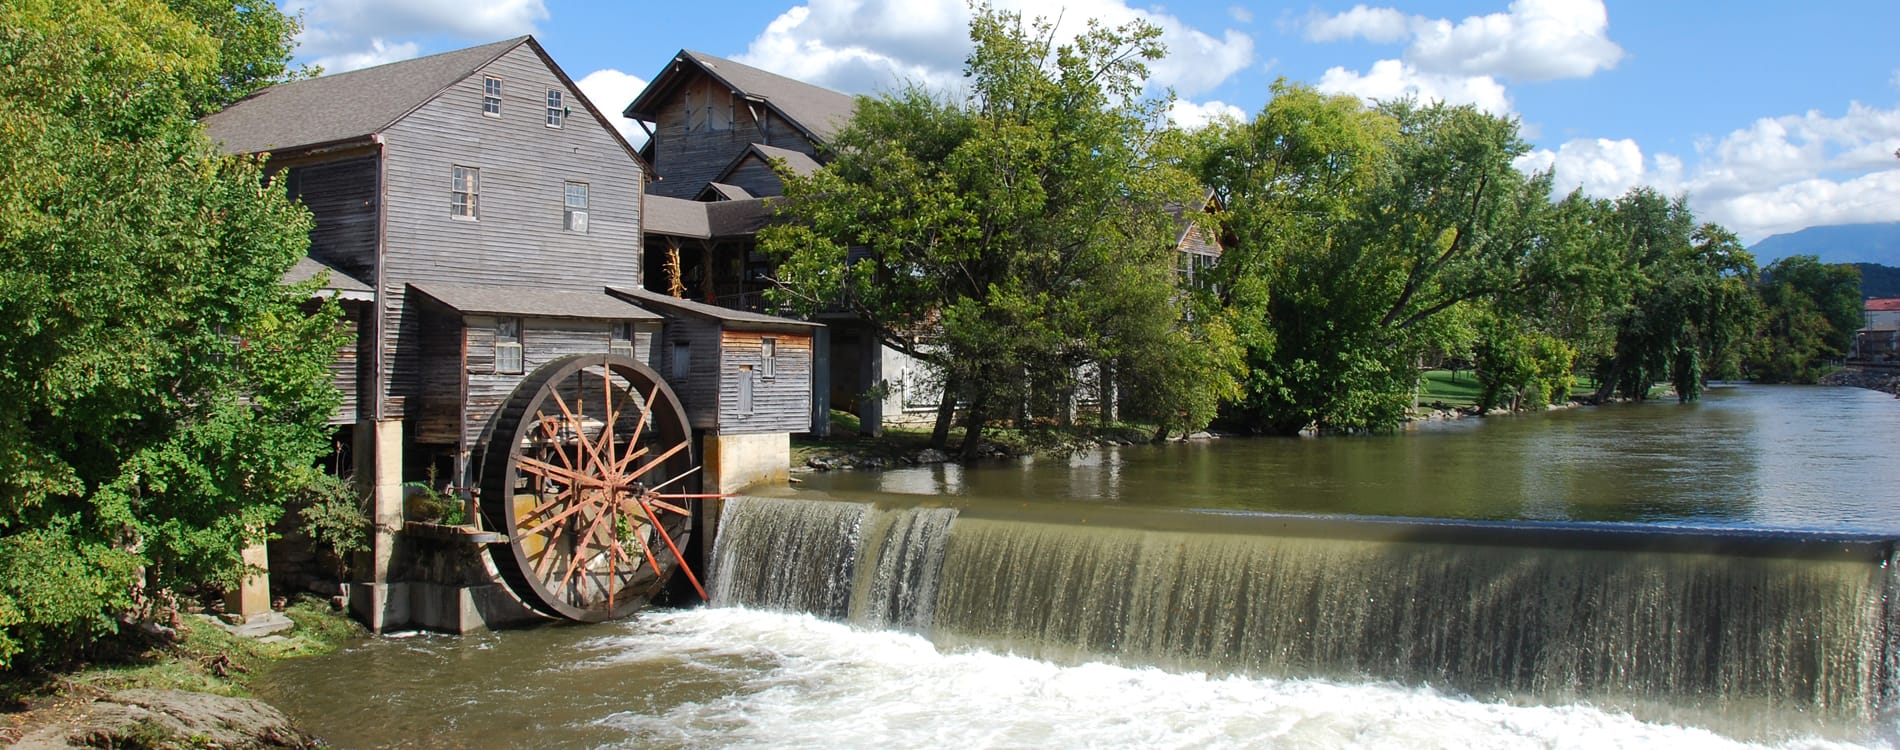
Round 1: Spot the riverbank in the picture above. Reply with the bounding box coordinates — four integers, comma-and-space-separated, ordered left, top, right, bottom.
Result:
1821, 366, 1900, 395
1, 598, 363, 749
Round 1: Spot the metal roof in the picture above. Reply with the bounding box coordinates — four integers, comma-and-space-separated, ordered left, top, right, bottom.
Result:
1867, 298, 1900, 312
410, 282, 662, 321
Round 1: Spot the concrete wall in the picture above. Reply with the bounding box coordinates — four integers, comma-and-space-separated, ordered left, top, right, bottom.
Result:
702, 431, 790, 493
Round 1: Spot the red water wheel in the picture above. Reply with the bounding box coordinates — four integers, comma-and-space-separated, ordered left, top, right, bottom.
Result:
478, 354, 713, 621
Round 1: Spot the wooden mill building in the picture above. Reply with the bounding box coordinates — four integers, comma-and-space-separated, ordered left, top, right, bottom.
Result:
204, 37, 816, 632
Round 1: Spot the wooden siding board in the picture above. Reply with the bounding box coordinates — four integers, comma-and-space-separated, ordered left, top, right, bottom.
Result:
461, 317, 621, 449
721, 157, 785, 199
661, 320, 724, 430
286, 156, 379, 285
646, 76, 819, 199
376, 44, 646, 414
718, 331, 812, 434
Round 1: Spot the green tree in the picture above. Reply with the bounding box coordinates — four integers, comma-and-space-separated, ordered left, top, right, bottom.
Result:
763, 4, 1229, 454
0, 0, 340, 667
1747, 254, 1861, 382
1191, 88, 1564, 433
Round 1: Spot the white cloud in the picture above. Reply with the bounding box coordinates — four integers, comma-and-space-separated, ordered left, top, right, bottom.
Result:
1523, 102, 1900, 243
575, 69, 649, 147
1406, 0, 1621, 82
734, 0, 1254, 100
289, 0, 547, 73
1306, 5, 1412, 44
1229, 6, 1253, 24
1168, 98, 1246, 130
1316, 59, 1513, 115
1307, 1, 1620, 119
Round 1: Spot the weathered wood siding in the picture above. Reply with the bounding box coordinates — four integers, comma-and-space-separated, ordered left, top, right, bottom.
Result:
378, 43, 645, 415
719, 330, 813, 434
719, 154, 786, 198
646, 73, 819, 199
660, 320, 725, 431
320, 299, 370, 425
460, 316, 658, 450
285, 156, 379, 286
412, 305, 466, 445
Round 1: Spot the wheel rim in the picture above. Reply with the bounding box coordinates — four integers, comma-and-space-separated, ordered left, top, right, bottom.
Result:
479, 354, 709, 621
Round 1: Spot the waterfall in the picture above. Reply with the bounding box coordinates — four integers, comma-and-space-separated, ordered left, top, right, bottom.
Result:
708, 496, 1899, 736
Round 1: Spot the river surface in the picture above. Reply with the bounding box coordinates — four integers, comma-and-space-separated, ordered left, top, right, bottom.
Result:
259, 385, 1900, 749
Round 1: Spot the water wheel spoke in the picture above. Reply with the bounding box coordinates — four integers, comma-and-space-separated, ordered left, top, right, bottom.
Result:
533, 415, 581, 473
644, 465, 700, 495
611, 445, 651, 475
519, 489, 605, 538
633, 494, 707, 601
559, 505, 617, 594
626, 384, 659, 453
625, 441, 689, 484
517, 456, 608, 492
548, 387, 611, 481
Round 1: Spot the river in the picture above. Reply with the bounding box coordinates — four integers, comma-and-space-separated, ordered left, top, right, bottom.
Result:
259, 384, 1900, 749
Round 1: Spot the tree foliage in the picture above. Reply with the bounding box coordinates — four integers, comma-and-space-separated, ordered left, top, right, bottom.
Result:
762, 3, 1237, 453
1747, 255, 1861, 383
0, 0, 340, 668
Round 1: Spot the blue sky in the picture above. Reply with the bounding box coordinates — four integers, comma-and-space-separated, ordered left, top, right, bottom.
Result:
283, 0, 1900, 244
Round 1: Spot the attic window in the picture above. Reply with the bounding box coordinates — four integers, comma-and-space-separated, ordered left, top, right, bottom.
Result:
482, 76, 501, 116
545, 88, 564, 128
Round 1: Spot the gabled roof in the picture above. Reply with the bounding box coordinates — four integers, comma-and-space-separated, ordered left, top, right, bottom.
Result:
698, 182, 755, 201
714, 143, 823, 186
203, 36, 647, 170
625, 50, 857, 145
1168, 188, 1223, 255
1868, 298, 1900, 312
608, 286, 822, 331
205, 37, 526, 155
410, 282, 662, 321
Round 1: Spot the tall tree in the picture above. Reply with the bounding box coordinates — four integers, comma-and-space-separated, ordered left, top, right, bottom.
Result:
762, 4, 1229, 453
0, 0, 340, 667
1747, 255, 1861, 382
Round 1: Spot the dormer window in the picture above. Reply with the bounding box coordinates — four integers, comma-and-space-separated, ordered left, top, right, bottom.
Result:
545, 89, 563, 128
482, 76, 501, 116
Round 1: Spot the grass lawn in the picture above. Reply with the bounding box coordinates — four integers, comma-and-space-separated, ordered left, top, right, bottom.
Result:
1418, 369, 1484, 408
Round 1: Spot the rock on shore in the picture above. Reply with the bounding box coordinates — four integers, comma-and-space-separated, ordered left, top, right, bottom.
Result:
8, 689, 316, 749
1820, 367, 1900, 395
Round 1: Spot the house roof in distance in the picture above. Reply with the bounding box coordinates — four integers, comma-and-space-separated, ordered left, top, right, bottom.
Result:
625, 50, 857, 145
411, 282, 662, 321
607, 286, 822, 331
644, 196, 774, 239
1867, 298, 1900, 312
283, 256, 374, 301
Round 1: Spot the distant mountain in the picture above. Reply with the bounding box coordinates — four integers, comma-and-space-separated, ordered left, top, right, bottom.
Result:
1855, 263, 1900, 299
1749, 222, 1900, 267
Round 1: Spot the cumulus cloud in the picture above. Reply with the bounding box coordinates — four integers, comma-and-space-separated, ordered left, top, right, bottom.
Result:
1521, 102, 1900, 243
1307, 0, 1621, 117
1168, 99, 1247, 130
1305, 5, 1412, 44
575, 69, 650, 147
1229, 6, 1254, 24
733, 0, 1255, 99
288, 0, 547, 72
1316, 59, 1513, 115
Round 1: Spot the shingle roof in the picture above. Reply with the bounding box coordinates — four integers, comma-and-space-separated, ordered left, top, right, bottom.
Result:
700, 183, 755, 201
203, 37, 527, 155
625, 50, 857, 144
1868, 298, 1900, 312
644, 196, 774, 239
608, 286, 822, 330
411, 282, 662, 321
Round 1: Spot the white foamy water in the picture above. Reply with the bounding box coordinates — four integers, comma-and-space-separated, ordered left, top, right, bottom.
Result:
581, 607, 1889, 750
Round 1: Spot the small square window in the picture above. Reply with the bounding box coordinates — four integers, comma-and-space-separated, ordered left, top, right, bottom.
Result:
564, 182, 588, 233
610, 320, 635, 359
482, 76, 501, 117
760, 337, 776, 378
496, 318, 523, 374
451, 165, 479, 219
545, 89, 564, 128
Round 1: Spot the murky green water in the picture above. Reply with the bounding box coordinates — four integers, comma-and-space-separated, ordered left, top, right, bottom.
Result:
259, 384, 1900, 748
797, 384, 1900, 530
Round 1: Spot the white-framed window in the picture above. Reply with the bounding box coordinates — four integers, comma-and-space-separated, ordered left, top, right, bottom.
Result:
451, 165, 479, 219
671, 341, 690, 380
482, 76, 501, 117
496, 317, 523, 374
738, 365, 755, 415
545, 88, 564, 128
564, 182, 588, 233
610, 320, 635, 359
760, 337, 776, 378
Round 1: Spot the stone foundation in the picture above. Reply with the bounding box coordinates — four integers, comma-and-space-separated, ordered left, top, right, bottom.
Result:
702, 431, 790, 493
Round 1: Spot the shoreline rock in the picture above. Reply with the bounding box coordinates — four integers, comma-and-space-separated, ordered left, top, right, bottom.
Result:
7, 689, 317, 750
1820, 366, 1900, 396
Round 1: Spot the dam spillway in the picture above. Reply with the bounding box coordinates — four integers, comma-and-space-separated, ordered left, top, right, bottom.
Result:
708, 495, 1900, 739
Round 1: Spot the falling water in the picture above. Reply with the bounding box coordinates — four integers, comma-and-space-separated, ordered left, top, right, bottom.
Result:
710, 495, 1900, 739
